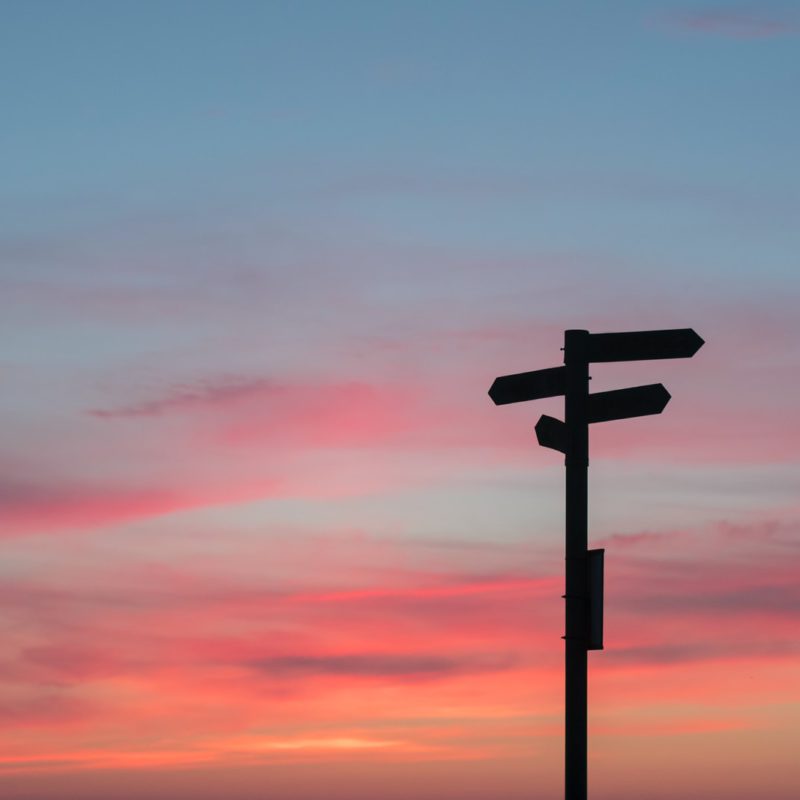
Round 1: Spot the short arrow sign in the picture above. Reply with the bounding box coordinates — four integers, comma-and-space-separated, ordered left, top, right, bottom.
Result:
535, 414, 567, 453
588, 328, 704, 363
489, 365, 566, 405
588, 383, 670, 423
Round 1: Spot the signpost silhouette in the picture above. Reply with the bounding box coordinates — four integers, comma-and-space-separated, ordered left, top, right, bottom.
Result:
489, 327, 704, 800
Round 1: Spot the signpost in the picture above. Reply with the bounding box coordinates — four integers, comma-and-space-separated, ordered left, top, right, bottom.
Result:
488, 328, 703, 800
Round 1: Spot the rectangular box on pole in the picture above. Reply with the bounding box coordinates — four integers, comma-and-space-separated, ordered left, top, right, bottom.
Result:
587, 548, 604, 651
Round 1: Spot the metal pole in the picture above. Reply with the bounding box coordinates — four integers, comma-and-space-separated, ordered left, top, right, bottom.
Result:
564, 329, 589, 800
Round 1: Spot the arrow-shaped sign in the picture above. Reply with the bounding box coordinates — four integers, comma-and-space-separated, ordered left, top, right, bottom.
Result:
489, 365, 565, 405
588, 383, 670, 423
535, 414, 566, 453
588, 328, 703, 363
535, 384, 670, 453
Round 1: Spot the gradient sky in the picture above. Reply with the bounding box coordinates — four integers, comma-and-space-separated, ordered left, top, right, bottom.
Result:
1, 1, 799, 798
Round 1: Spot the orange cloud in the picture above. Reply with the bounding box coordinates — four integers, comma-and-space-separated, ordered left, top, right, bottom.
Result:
0, 513, 796, 787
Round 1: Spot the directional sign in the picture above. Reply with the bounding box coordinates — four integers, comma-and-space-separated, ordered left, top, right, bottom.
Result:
489, 365, 565, 405
588, 328, 704, 363
588, 383, 670, 423
535, 414, 566, 453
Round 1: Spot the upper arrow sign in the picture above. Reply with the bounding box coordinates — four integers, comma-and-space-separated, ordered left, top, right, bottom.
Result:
489, 366, 566, 405
588, 383, 670, 423
588, 328, 703, 363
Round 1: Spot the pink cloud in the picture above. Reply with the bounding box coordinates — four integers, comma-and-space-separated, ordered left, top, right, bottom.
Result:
0, 694, 96, 730
0, 514, 797, 778
661, 9, 798, 39
1, 480, 186, 530
3, 516, 795, 684
0, 476, 282, 536
89, 376, 423, 449
217, 381, 419, 449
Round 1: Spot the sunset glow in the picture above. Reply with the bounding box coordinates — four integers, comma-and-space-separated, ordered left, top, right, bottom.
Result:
2, 2, 799, 799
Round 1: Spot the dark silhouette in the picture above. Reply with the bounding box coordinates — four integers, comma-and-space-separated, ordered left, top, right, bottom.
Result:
489, 327, 704, 800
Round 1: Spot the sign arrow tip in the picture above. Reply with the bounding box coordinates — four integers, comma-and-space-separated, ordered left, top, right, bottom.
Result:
655, 384, 671, 412
488, 379, 503, 405
688, 330, 705, 356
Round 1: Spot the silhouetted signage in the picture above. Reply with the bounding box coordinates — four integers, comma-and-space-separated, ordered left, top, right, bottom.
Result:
535, 414, 566, 453
534, 384, 670, 452
588, 328, 704, 363
489, 365, 565, 405
489, 326, 703, 800
587, 383, 670, 423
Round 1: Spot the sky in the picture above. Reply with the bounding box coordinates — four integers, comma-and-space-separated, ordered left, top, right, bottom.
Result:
1, 1, 799, 798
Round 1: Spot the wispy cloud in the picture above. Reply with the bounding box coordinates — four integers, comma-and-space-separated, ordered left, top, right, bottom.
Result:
88, 377, 277, 419
605, 638, 800, 667
88, 375, 422, 450
250, 652, 518, 680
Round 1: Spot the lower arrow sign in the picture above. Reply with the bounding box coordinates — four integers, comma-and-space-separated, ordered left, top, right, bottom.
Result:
588, 383, 670, 423
536, 385, 670, 452
535, 414, 566, 453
